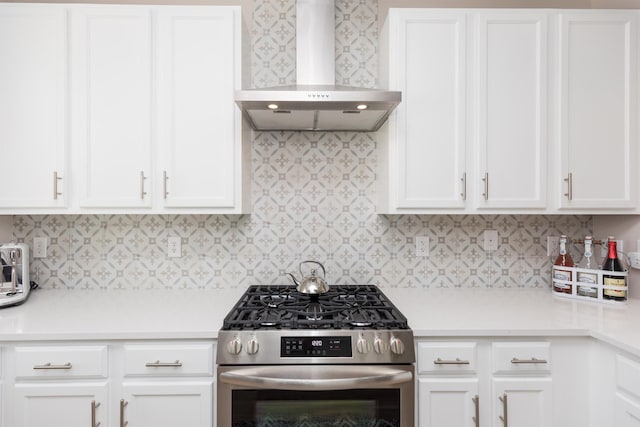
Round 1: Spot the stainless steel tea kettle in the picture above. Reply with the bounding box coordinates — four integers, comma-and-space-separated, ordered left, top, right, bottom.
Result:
286, 261, 329, 294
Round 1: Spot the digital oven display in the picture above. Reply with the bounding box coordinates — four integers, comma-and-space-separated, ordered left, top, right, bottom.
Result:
281, 337, 352, 358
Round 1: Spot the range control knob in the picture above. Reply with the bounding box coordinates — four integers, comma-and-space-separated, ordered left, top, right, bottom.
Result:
373, 337, 389, 354
246, 337, 259, 355
390, 336, 405, 355
227, 337, 243, 355
356, 336, 371, 354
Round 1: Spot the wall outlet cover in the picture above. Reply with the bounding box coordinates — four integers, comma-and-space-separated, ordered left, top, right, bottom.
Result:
416, 236, 429, 257
483, 229, 498, 251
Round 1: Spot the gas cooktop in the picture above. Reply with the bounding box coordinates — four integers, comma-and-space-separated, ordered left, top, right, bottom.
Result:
221, 284, 410, 331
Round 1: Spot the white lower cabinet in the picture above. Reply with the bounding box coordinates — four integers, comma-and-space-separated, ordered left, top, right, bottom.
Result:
492, 378, 552, 427
3, 341, 215, 427
616, 393, 640, 427
121, 382, 213, 427
119, 342, 214, 427
614, 354, 640, 427
416, 340, 556, 427
419, 378, 479, 426
13, 383, 108, 427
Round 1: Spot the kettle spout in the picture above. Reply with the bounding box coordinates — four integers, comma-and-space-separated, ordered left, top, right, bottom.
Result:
285, 273, 300, 287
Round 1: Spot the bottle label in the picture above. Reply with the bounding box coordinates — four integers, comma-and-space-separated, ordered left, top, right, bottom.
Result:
577, 272, 597, 284
603, 277, 627, 297
553, 269, 571, 281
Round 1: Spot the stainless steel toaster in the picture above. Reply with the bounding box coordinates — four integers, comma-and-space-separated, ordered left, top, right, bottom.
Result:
0, 243, 32, 307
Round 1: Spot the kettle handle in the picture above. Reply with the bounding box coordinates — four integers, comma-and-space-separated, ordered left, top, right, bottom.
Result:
299, 260, 326, 279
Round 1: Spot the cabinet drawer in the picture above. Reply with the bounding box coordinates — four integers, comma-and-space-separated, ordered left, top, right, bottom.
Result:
15, 345, 108, 379
492, 342, 551, 374
123, 343, 214, 377
417, 342, 477, 374
617, 355, 640, 399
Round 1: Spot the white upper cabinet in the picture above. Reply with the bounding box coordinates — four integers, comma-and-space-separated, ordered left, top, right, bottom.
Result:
380, 8, 639, 214
71, 6, 153, 208
0, 5, 68, 209
475, 13, 548, 210
379, 10, 467, 212
0, 3, 248, 214
156, 7, 248, 211
557, 12, 637, 210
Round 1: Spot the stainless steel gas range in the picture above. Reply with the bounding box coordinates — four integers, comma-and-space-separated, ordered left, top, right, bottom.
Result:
216, 284, 415, 427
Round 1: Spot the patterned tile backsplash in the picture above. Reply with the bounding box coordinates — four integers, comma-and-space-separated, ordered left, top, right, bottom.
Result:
10, 0, 592, 290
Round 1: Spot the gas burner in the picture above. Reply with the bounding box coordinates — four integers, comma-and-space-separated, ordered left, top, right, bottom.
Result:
221, 285, 409, 331
260, 294, 297, 309
341, 308, 380, 327
304, 302, 324, 321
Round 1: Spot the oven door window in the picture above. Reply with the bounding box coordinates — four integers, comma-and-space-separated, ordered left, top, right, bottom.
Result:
232, 389, 400, 426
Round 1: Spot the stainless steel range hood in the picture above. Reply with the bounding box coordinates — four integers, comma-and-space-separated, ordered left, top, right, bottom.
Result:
235, 0, 401, 132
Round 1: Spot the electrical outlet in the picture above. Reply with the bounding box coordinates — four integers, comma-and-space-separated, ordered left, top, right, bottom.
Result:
483, 229, 498, 251
547, 236, 559, 257
168, 237, 181, 258
33, 237, 48, 258
416, 236, 429, 257
628, 252, 640, 269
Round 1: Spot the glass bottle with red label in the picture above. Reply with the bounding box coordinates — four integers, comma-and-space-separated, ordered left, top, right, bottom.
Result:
602, 236, 627, 301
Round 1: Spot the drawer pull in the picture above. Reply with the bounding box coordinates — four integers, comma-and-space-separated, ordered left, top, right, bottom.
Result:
511, 357, 547, 364
145, 360, 183, 368
499, 393, 508, 426
434, 357, 470, 365
91, 400, 101, 427
120, 399, 128, 427
472, 395, 479, 427
33, 362, 72, 370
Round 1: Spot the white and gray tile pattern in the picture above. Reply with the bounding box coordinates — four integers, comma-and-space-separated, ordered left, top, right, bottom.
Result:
11, 0, 591, 290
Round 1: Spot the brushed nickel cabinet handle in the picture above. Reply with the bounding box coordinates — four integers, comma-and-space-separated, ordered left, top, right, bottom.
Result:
33, 362, 72, 370
163, 171, 169, 199
140, 171, 147, 200
482, 172, 489, 201
511, 357, 547, 364
145, 360, 182, 368
564, 172, 573, 200
499, 393, 508, 426
460, 173, 467, 200
120, 399, 128, 427
53, 171, 62, 200
91, 400, 101, 427
434, 357, 470, 365
472, 395, 479, 427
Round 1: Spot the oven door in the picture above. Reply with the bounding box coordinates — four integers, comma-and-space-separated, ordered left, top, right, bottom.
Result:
217, 364, 414, 426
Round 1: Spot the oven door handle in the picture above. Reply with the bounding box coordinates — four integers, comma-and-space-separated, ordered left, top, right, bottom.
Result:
219, 365, 413, 391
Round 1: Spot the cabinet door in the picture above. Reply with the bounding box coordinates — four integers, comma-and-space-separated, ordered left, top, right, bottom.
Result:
0, 5, 68, 209
121, 381, 213, 427
558, 12, 637, 209
418, 377, 479, 427
475, 13, 548, 209
492, 378, 552, 427
71, 6, 153, 208
616, 393, 640, 427
383, 11, 467, 210
157, 7, 245, 210
13, 383, 108, 427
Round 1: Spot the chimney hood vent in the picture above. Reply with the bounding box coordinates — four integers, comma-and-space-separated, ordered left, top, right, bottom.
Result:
235, 0, 401, 132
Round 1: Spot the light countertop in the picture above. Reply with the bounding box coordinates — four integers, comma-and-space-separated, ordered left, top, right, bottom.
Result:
0, 286, 639, 356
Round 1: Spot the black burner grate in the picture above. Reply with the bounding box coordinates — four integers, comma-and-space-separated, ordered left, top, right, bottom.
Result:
221, 285, 410, 331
